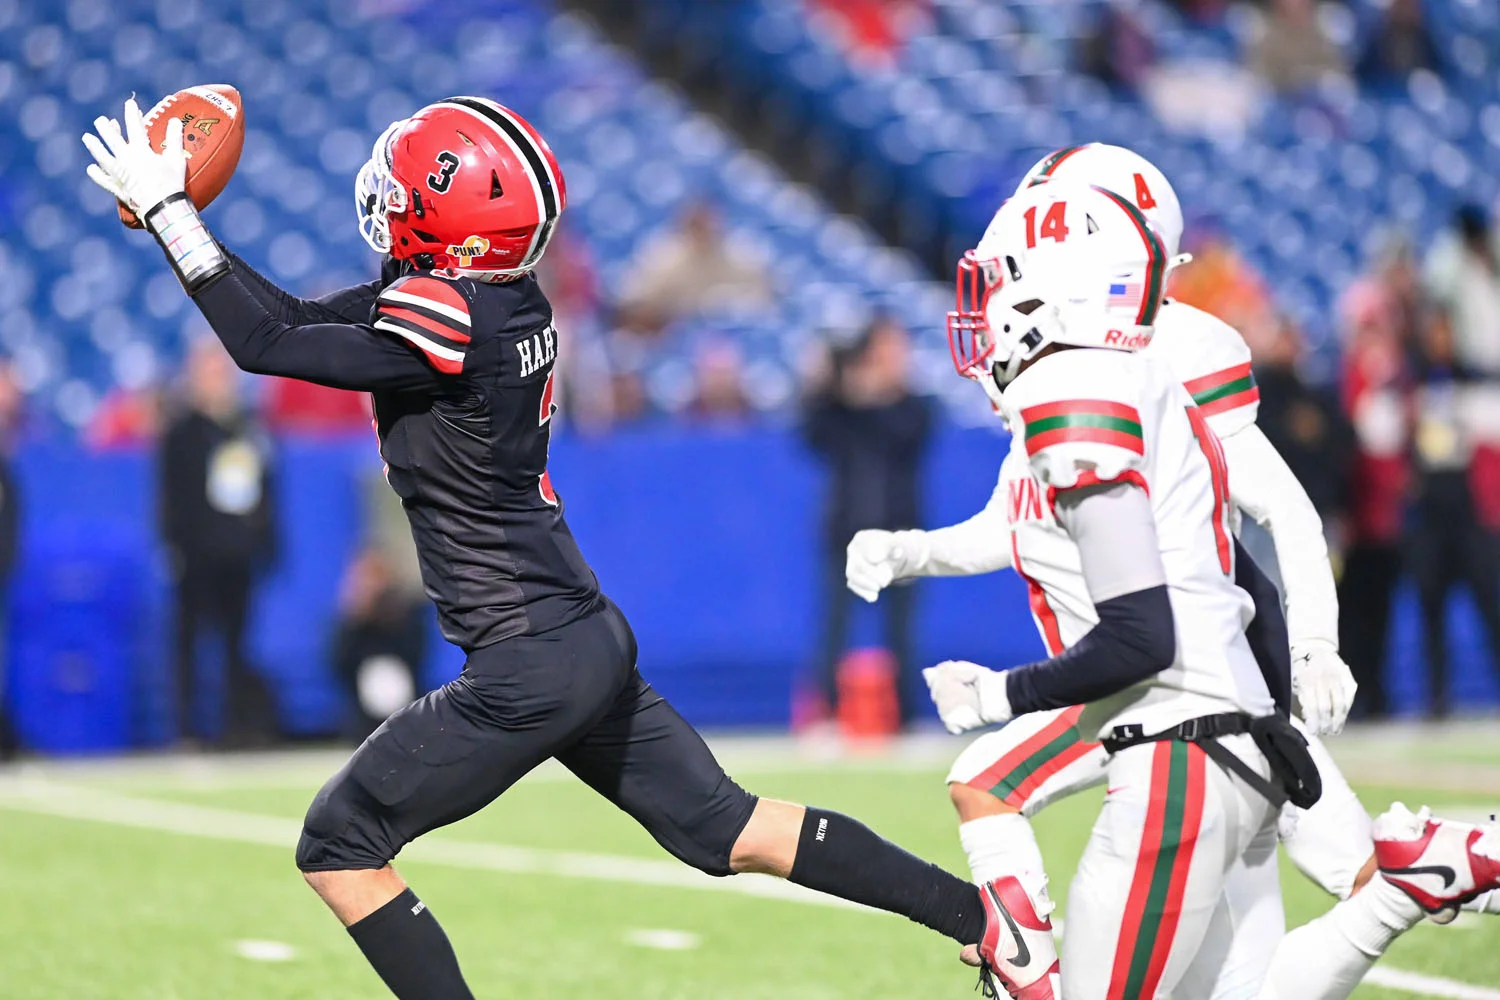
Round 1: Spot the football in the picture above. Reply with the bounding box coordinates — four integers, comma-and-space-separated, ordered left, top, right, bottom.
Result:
117, 84, 244, 228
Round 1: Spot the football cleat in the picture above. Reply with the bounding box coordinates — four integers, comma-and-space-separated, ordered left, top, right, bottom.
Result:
1373, 803, 1500, 914
962, 875, 1062, 1000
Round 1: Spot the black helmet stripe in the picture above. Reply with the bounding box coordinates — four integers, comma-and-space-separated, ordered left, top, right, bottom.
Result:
441, 96, 558, 219
438, 97, 561, 268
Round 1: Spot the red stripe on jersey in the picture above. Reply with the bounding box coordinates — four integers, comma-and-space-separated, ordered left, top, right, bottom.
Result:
1181, 361, 1252, 397
385, 275, 471, 324
1026, 426, 1146, 455
1045, 469, 1150, 514
1019, 399, 1140, 424
378, 305, 471, 347
1011, 532, 1064, 656
1198, 384, 1260, 417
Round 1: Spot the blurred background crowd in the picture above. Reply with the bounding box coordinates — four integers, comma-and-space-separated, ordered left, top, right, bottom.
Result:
1, 0, 1499, 755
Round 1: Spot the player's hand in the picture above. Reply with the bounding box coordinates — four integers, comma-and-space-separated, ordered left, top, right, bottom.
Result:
81, 99, 187, 220
845, 529, 928, 603
923, 660, 1012, 734
1291, 641, 1357, 736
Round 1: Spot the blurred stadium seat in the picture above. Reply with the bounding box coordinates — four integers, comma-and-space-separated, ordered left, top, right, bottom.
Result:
0, 0, 957, 428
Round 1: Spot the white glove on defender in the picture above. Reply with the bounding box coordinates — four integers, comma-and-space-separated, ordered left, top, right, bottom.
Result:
923, 660, 1012, 734
845, 529, 929, 603
1291, 640, 1357, 736
81, 99, 187, 219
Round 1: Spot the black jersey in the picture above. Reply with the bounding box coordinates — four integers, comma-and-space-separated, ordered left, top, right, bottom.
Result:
192, 253, 600, 649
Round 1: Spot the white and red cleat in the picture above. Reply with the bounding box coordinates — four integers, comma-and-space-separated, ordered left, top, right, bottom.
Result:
963, 875, 1062, 1000
1373, 803, 1500, 916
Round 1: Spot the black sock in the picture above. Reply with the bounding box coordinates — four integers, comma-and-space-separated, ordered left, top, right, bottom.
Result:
787, 807, 986, 945
347, 888, 475, 1000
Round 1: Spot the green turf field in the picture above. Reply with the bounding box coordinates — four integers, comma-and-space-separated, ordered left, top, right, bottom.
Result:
1, 730, 1496, 999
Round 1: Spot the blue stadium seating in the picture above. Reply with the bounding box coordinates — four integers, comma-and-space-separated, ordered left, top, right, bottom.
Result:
0, 0, 971, 429
719, 0, 1500, 360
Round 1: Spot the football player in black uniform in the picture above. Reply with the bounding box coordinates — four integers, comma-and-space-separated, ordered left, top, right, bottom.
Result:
84, 96, 1022, 997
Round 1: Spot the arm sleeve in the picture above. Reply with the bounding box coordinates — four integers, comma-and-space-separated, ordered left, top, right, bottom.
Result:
1235, 537, 1292, 716
1220, 423, 1339, 650
190, 267, 450, 393
224, 251, 384, 327
912, 478, 1014, 576
1003, 483, 1177, 715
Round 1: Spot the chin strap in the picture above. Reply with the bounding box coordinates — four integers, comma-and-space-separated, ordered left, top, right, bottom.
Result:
144, 192, 231, 294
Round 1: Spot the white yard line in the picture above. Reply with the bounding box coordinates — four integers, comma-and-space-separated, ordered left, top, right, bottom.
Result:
0, 778, 861, 910
2, 780, 1497, 999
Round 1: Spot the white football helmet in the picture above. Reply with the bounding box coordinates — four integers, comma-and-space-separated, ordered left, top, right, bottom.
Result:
1017, 143, 1183, 258
947, 181, 1170, 405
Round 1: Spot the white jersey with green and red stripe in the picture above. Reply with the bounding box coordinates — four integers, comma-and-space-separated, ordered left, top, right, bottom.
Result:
1146, 301, 1260, 439
997, 348, 1273, 738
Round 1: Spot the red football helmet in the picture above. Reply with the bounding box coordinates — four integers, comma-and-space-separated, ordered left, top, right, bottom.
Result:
356, 96, 566, 279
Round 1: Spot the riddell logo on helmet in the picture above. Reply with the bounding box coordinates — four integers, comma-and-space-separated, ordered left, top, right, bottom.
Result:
447, 236, 491, 266
1103, 329, 1151, 349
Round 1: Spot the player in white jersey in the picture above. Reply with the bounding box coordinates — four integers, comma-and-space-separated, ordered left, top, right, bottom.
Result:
922, 179, 1309, 1000
857, 147, 1500, 998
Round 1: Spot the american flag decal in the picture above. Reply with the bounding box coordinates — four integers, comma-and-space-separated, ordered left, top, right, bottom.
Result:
1107, 280, 1143, 311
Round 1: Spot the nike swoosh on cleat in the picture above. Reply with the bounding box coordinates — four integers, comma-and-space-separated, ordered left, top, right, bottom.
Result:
987, 885, 1031, 969
1385, 864, 1457, 888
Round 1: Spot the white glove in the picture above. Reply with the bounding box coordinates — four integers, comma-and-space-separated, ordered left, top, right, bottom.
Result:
81, 98, 187, 221
923, 660, 1012, 734
845, 529, 929, 603
1290, 641, 1357, 736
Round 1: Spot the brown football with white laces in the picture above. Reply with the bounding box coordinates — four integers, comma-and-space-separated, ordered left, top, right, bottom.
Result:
117, 84, 244, 228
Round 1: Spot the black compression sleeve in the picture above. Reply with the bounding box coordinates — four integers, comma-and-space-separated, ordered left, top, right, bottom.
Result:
1004, 584, 1176, 715
1235, 538, 1292, 716
190, 266, 444, 392
224, 251, 383, 327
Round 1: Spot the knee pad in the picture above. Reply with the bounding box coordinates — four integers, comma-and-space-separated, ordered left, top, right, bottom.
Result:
295, 765, 400, 872
648, 782, 758, 878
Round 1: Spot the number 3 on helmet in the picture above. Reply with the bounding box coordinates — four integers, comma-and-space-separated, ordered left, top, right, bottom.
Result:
356, 96, 566, 280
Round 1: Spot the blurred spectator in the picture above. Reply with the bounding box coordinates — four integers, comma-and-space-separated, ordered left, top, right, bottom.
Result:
1405, 308, 1500, 718
332, 547, 428, 742
1247, 0, 1349, 95
88, 386, 163, 450
1169, 226, 1276, 341
158, 340, 280, 747
1426, 205, 1500, 548
537, 229, 618, 432
617, 200, 772, 334
1166, 0, 1229, 23
803, 317, 933, 728
1337, 242, 1420, 718
1078, 3, 1156, 93
1356, 0, 1439, 85
809, 0, 929, 65
264, 377, 370, 434
1253, 316, 1351, 525
687, 338, 752, 421
0, 366, 21, 760
1425, 204, 1500, 376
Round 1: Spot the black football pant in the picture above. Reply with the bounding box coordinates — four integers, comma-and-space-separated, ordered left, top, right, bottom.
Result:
175, 561, 265, 744
296, 597, 757, 875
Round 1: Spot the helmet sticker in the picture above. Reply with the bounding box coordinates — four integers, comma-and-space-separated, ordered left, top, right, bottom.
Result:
447, 236, 491, 266
427, 151, 460, 193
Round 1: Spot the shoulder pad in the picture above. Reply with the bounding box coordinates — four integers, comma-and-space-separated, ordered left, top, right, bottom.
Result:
374, 273, 473, 374
1149, 302, 1259, 436
1007, 351, 1147, 491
